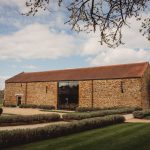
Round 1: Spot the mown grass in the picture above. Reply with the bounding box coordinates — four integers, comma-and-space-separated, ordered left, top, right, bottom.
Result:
8, 123, 150, 150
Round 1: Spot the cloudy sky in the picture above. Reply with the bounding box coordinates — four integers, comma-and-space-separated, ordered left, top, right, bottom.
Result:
0, 0, 150, 89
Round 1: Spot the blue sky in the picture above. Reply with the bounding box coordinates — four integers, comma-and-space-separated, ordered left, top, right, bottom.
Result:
0, 0, 150, 89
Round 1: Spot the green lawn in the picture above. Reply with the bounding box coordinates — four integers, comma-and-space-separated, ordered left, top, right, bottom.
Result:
8, 123, 150, 150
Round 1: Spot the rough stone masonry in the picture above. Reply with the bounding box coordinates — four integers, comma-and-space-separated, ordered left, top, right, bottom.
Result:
4, 62, 150, 109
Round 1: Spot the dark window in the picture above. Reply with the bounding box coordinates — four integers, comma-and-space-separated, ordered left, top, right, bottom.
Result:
120, 81, 124, 93
58, 81, 79, 108
17, 96, 22, 106
46, 86, 48, 93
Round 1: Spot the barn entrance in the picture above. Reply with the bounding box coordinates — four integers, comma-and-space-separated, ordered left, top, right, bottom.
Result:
58, 81, 79, 110
16, 95, 22, 106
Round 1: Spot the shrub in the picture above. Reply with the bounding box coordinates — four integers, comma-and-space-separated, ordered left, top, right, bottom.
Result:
19, 104, 55, 110
19, 104, 36, 108
0, 113, 60, 126
0, 115, 125, 148
76, 106, 142, 112
59, 104, 78, 110
133, 109, 150, 119
38, 105, 55, 110
4, 104, 17, 107
0, 108, 3, 116
63, 107, 141, 120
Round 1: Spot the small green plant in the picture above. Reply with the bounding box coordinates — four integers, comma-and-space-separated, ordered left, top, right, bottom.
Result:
133, 109, 150, 119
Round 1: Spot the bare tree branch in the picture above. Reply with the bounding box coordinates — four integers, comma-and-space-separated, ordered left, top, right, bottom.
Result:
24, 0, 150, 48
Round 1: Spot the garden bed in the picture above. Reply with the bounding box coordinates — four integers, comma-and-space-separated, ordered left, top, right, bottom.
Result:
0, 115, 125, 149
133, 109, 150, 119
0, 113, 61, 126
76, 106, 142, 112
63, 107, 141, 120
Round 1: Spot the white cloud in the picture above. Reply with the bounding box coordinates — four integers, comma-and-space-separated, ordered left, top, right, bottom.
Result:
0, 0, 54, 15
0, 0, 26, 10
0, 23, 81, 60
0, 76, 9, 90
0, 2, 149, 67
89, 48, 150, 66
81, 16, 150, 66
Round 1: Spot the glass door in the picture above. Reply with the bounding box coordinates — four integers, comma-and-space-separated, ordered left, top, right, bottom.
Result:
58, 81, 79, 110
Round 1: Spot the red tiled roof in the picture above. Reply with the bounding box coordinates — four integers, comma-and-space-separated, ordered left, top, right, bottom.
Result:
6, 62, 149, 83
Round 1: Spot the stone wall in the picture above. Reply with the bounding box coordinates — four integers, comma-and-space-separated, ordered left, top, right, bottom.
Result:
79, 81, 92, 107
5, 83, 26, 105
4, 82, 57, 108
79, 78, 144, 108
141, 67, 150, 109
27, 82, 57, 108
5, 69, 150, 109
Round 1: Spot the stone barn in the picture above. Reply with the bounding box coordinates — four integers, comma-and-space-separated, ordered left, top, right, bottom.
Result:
4, 62, 150, 109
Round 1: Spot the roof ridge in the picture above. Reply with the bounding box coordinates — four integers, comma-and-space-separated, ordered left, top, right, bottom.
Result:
24, 61, 149, 74
6, 61, 149, 83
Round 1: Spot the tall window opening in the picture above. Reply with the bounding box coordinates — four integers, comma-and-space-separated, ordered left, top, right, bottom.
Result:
58, 81, 79, 109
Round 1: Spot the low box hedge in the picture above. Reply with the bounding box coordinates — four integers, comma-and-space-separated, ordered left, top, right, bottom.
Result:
76, 106, 142, 112
0, 113, 60, 126
59, 104, 78, 110
19, 104, 55, 110
0, 115, 125, 148
4, 104, 17, 107
63, 107, 141, 120
133, 109, 150, 119
0, 108, 3, 116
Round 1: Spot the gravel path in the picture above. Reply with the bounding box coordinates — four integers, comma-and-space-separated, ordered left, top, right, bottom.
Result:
0, 121, 68, 131
125, 118, 150, 123
2, 107, 67, 118
2, 107, 65, 116
1, 109, 150, 131
123, 114, 150, 123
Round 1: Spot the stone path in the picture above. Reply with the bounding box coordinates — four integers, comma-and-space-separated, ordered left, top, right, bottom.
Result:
2, 107, 65, 116
1, 109, 150, 131
123, 114, 150, 123
2, 107, 67, 117
125, 118, 150, 123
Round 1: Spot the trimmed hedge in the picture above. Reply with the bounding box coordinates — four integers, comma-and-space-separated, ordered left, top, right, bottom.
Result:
19, 104, 55, 110
0, 115, 125, 148
0, 108, 3, 116
76, 106, 142, 112
133, 109, 150, 119
63, 107, 141, 120
4, 104, 17, 107
59, 104, 78, 110
0, 113, 60, 126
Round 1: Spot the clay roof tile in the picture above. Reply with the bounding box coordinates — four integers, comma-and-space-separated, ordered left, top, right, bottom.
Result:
6, 62, 149, 83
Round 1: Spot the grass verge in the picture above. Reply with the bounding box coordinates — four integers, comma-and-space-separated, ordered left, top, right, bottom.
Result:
8, 123, 150, 150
